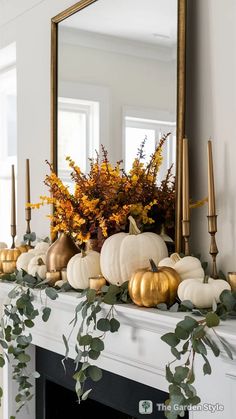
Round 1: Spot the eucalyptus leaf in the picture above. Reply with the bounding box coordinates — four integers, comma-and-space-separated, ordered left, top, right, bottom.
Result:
45, 287, 58, 300
157, 303, 168, 311
87, 365, 102, 382
79, 335, 92, 346
63, 334, 69, 359
173, 366, 189, 384
110, 318, 120, 333
192, 339, 207, 355
161, 333, 180, 347
206, 312, 220, 328
17, 353, 31, 363
169, 303, 179, 313
42, 307, 51, 322
203, 335, 220, 357
82, 389, 92, 400
202, 354, 212, 375
90, 337, 104, 352
88, 350, 100, 360
171, 347, 181, 360
97, 318, 111, 332
175, 326, 189, 340
0, 356, 5, 368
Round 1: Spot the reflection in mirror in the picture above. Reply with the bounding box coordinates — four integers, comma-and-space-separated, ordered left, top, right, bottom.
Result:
53, 0, 186, 248
57, 0, 177, 190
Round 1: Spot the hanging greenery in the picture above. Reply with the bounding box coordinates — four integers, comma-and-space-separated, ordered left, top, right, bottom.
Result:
0, 270, 235, 418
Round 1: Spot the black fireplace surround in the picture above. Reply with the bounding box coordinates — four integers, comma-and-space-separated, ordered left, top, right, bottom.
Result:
36, 347, 188, 419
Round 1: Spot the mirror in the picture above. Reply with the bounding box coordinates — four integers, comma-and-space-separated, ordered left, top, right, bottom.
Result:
51, 0, 186, 251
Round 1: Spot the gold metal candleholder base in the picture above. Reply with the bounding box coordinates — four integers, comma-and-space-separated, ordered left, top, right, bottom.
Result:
182, 220, 190, 256
11, 225, 16, 249
208, 215, 219, 279
25, 207, 32, 245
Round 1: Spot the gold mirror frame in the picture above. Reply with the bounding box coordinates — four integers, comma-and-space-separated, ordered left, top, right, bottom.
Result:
51, 0, 186, 252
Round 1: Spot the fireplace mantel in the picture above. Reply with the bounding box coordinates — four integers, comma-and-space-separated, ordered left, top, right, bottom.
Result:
0, 282, 235, 419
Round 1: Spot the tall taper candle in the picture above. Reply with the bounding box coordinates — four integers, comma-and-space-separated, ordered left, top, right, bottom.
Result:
11, 165, 16, 246
207, 140, 216, 216
182, 138, 190, 221
25, 159, 31, 221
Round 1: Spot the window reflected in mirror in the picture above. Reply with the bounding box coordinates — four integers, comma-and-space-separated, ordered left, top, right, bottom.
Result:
57, 0, 177, 185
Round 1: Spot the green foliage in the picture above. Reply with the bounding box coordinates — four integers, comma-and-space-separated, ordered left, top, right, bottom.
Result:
62, 282, 129, 402
0, 269, 58, 414
1, 259, 235, 419
162, 290, 236, 419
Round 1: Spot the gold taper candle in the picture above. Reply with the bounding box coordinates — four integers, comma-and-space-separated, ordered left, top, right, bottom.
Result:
182, 138, 189, 221
25, 159, 31, 222
11, 164, 16, 247
207, 140, 216, 216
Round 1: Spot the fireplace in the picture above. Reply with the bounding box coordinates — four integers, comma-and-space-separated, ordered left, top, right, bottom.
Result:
36, 347, 176, 419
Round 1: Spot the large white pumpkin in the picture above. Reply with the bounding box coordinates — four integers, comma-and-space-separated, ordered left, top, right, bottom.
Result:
178, 277, 231, 308
159, 253, 204, 281
100, 216, 168, 285
67, 250, 101, 290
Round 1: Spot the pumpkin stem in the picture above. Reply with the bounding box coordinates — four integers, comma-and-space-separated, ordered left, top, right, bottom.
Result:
37, 258, 45, 266
170, 253, 181, 263
203, 276, 209, 284
81, 249, 87, 258
149, 259, 158, 272
128, 216, 141, 235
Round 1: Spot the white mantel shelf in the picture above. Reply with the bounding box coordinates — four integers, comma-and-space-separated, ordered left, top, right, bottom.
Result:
0, 282, 236, 419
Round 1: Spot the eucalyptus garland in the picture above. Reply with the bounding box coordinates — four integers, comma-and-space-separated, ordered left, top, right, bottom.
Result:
62, 282, 130, 401
161, 290, 236, 419
0, 268, 235, 419
0, 269, 58, 417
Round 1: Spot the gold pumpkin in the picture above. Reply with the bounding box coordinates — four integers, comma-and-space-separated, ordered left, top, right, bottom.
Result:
0, 248, 22, 272
128, 259, 181, 307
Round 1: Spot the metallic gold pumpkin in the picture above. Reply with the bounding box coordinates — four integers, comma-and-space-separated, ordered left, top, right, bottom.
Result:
128, 259, 181, 307
0, 248, 21, 272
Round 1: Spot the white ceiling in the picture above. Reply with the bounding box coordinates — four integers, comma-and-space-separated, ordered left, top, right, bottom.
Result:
61, 0, 177, 46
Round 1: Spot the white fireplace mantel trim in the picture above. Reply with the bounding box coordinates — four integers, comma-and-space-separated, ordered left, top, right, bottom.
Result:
0, 282, 236, 419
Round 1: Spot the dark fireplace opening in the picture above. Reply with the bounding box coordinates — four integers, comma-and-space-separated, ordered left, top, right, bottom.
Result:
45, 380, 131, 419
36, 347, 188, 419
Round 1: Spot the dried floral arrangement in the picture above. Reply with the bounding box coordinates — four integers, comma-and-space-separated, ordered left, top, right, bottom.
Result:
30, 135, 175, 245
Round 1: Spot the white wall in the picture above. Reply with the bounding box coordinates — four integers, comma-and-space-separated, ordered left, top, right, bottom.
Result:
186, 0, 236, 274
0, 0, 236, 274
0, 0, 80, 243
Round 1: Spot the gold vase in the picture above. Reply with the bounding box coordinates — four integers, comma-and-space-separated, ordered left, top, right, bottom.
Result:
46, 233, 79, 272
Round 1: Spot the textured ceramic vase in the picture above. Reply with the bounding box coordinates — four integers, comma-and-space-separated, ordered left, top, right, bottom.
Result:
46, 233, 79, 272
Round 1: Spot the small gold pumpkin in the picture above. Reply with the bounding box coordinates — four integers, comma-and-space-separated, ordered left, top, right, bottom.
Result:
0, 248, 22, 271
128, 259, 181, 307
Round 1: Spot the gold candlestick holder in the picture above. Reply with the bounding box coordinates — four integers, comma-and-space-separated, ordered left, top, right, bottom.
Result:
25, 208, 32, 245
207, 215, 219, 278
11, 224, 16, 249
182, 220, 190, 256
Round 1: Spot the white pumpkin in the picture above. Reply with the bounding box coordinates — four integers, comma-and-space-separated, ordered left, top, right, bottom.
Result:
33, 242, 50, 255
67, 250, 101, 289
158, 253, 204, 281
0, 242, 7, 249
178, 277, 231, 308
28, 254, 47, 279
100, 216, 168, 285
16, 252, 35, 272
